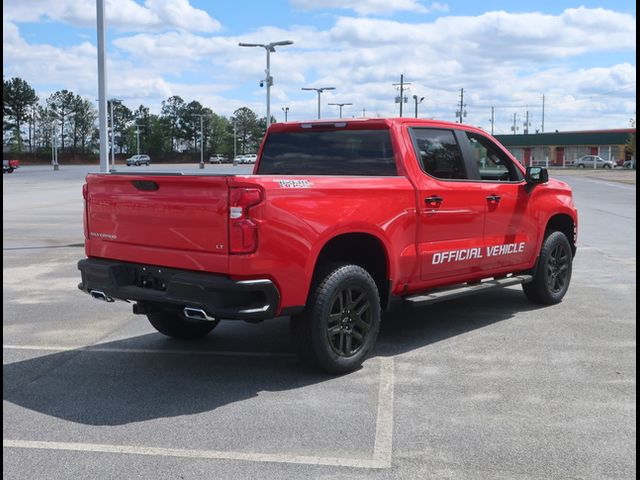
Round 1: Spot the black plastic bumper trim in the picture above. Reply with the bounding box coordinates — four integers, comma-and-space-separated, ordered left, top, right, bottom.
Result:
78, 258, 280, 321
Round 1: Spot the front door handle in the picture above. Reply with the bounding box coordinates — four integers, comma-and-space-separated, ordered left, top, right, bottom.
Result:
486, 194, 501, 203
425, 195, 443, 205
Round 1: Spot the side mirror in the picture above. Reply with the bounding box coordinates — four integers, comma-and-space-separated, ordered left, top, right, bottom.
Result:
525, 166, 548, 184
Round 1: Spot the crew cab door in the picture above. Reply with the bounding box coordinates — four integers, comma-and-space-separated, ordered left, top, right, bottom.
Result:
459, 131, 538, 271
409, 127, 487, 283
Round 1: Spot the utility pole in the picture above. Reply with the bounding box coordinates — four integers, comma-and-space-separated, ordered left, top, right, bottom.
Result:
541, 94, 545, 133
281, 106, 289, 122
233, 120, 237, 161
456, 88, 467, 123
393, 74, 411, 117
192, 114, 206, 169
362, 108, 366, 117
523, 110, 531, 135
96, 0, 108, 173
490, 106, 495, 135
511, 113, 519, 134
328, 102, 352, 118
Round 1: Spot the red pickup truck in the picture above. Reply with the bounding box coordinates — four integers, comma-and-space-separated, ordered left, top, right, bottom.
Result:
78, 118, 577, 373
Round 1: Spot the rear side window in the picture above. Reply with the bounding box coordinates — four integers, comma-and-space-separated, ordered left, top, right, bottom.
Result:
410, 128, 468, 180
257, 129, 397, 176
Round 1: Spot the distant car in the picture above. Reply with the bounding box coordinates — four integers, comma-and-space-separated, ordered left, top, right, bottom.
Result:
209, 154, 226, 164
126, 154, 151, 166
575, 155, 614, 169
623, 158, 636, 169
245, 154, 257, 164
3, 159, 19, 174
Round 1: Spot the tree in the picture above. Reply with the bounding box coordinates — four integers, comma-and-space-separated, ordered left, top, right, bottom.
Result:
180, 100, 205, 152
47, 90, 76, 151
231, 107, 261, 154
161, 96, 185, 152
110, 100, 133, 153
72, 96, 97, 154
207, 113, 231, 155
3, 77, 38, 152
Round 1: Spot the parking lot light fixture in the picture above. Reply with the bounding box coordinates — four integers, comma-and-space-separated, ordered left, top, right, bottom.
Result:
302, 87, 336, 119
239, 40, 294, 130
328, 102, 352, 119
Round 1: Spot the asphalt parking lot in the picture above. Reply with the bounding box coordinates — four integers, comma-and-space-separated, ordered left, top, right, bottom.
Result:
3, 164, 636, 479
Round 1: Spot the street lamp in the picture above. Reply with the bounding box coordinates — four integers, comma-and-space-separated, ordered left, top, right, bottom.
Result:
281, 106, 289, 122
302, 87, 336, 119
412, 95, 424, 118
328, 102, 352, 119
238, 40, 294, 130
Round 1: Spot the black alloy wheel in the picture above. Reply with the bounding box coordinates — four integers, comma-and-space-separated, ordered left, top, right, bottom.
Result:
545, 243, 570, 294
326, 285, 373, 357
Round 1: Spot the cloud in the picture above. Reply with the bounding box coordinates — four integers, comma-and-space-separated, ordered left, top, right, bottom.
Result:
2, 0, 220, 32
2, 6, 636, 130
290, 0, 449, 16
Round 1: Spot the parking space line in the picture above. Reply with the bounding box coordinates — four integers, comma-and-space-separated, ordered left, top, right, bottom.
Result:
2, 344, 296, 358
2, 439, 389, 469
3, 357, 396, 469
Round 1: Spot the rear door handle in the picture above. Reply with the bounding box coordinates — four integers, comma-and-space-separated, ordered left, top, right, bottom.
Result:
486, 194, 501, 203
425, 195, 443, 205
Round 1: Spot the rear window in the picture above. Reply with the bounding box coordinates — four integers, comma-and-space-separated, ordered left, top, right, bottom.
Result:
257, 129, 398, 176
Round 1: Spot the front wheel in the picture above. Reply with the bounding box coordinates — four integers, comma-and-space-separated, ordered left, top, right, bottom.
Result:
577, 164, 585, 168
147, 309, 220, 339
523, 231, 573, 305
291, 264, 381, 374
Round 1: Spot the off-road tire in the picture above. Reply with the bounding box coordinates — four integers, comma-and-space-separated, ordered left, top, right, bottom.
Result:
523, 231, 573, 305
291, 264, 381, 374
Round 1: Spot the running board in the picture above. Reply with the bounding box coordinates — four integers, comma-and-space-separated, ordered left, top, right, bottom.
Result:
405, 275, 533, 306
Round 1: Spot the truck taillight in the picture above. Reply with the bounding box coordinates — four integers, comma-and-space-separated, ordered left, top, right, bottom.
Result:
82, 184, 89, 239
229, 187, 262, 254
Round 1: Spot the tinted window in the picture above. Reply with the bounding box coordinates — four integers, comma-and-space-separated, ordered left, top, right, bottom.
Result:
466, 132, 522, 182
257, 129, 397, 176
411, 128, 468, 180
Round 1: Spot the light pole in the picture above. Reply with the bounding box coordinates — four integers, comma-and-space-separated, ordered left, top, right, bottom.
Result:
96, 0, 108, 173
192, 114, 207, 169
109, 100, 115, 169
49, 108, 59, 170
239, 40, 294, 130
302, 87, 336, 119
281, 106, 289, 122
412, 95, 424, 118
328, 102, 352, 119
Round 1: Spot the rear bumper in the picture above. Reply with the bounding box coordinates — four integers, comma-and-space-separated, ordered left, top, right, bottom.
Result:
77, 258, 280, 321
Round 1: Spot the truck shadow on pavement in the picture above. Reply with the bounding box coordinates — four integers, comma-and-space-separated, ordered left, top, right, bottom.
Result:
4, 289, 545, 426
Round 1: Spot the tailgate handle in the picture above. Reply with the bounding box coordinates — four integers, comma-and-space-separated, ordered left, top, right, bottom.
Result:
132, 180, 159, 191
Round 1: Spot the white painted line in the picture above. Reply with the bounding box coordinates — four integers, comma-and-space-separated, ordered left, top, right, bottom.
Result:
3, 439, 388, 469
2, 344, 296, 358
372, 357, 395, 468
3, 357, 396, 469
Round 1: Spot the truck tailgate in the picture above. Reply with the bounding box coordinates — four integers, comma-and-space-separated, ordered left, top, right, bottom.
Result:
85, 174, 230, 273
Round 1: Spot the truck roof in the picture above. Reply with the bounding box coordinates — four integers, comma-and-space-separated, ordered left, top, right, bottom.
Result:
268, 117, 488, 135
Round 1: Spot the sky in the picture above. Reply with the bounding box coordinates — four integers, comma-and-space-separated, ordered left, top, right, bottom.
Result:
3, 0, 636, 134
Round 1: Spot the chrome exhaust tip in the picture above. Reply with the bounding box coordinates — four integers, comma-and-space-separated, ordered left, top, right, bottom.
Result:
183, 307, 217, 322
90, 290, 115, 302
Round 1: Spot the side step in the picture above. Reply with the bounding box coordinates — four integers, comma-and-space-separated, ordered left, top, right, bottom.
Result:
404, 275, 533, 306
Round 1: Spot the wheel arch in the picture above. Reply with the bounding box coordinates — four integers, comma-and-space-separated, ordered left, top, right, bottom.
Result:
545, 213, 576, 257
310, 232, 392, 310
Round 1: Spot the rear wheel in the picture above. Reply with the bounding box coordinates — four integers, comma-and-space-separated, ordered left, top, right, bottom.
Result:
523, 231, 572, 304
291, 264, 381, 374
577, 164, 585, 168
147, 309, 219, 339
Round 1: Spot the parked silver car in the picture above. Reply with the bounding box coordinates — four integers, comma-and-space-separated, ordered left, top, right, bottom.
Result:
126, 154, 151, 166
575, 155, 614, 169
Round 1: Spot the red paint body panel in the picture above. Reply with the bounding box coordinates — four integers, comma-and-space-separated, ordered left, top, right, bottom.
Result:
82, 118, 578, 315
